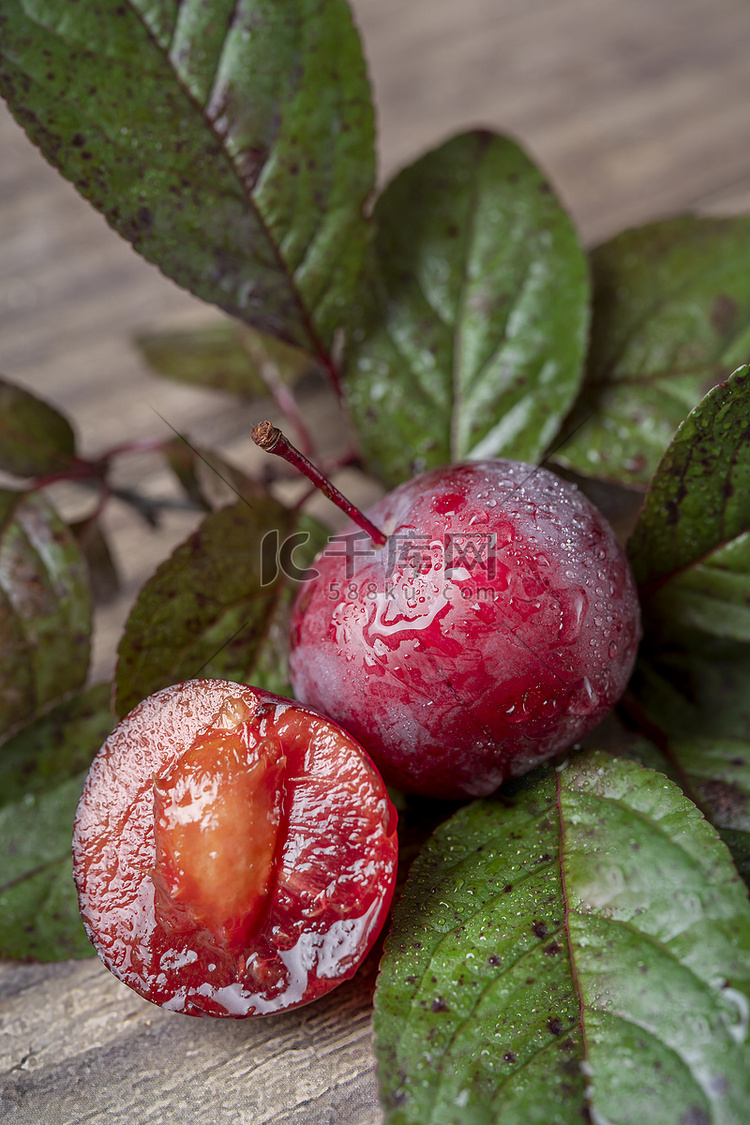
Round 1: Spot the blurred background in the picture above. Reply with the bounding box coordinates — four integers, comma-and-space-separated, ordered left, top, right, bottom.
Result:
2, 1, 750, 1119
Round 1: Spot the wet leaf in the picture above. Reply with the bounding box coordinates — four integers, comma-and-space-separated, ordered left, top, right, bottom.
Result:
345, 130, 589, 487
556, 217, 750, 485
642, 531, 750, 641
0, 684, 114, 960
0, 683, 114, 799
623, 365, 750, 878
135, 319, 315, 398
114, 494, 327, 716
0, 0, 374, 358
245, 580, 303, 699
0, 489, 92, 739
0, 374, 76, 478
375, 751, 750, 1124
626, 634, 750, 885
627, 366, 750, 638
621, 724, 750, 888
633, 633, 750, 744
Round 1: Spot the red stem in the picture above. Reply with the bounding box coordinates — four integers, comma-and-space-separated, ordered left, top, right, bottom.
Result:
251, 421, 387, 547
29, 455, 104, 491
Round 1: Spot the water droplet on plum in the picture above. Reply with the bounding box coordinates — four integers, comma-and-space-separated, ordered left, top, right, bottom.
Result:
568, 677, 599, 715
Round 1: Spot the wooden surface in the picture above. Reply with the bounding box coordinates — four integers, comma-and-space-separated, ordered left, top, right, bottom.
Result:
2, 1, 750, 1121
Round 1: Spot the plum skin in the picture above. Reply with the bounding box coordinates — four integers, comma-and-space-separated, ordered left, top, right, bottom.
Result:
289, 459, 641, 799
73, 680, 398, 1018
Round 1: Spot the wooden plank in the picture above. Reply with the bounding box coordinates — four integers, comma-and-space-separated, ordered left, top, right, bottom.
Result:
0, 958, 381, 1123
353, 0, 750, 243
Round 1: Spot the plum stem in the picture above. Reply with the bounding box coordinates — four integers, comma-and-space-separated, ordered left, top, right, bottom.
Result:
252, 421, 388, 547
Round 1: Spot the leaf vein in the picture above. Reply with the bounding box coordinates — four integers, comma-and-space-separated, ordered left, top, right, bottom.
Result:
382, 327, 451, 416
9, 2, 334, 367
423, 926, 569, 1117
568, 908, 738, 997
0, 851, 69, 895
391, 858, 559, 1077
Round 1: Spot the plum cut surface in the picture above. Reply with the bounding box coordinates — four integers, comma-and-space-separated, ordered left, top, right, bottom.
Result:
152, 695, 286, 954
289, 459, 641, 799
73, 681, 398, 1017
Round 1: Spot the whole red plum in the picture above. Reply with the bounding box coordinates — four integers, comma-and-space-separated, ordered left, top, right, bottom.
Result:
289, 460, 640, 799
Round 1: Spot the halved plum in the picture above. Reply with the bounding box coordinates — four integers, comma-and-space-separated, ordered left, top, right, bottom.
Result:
73, 680, 398, 1017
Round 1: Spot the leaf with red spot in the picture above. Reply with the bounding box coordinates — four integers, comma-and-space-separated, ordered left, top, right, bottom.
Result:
627, 364, 750, 640
0, 374, 76, 478
555, 217, 750, 486
0, 489, 92, 739
344, 130, 589, 487
0, 684, 114, 960
135, 319, 316, 398
0, 0, 374, 365
620, 634, 750, 886
375, 751, 750, 1123
114, 493, 327, 717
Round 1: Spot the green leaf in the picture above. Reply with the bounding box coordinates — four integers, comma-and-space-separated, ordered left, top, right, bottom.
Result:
243, 580, 300, 699
623, 361, 750, 866
345, 130, 590, 487
114, 494, 327, 716
626, 636, 750, 884
70, 516, 120, 606
583, 705, 750, 887
135, 319, 314, 398
0, 489, 92, 739
555, 217, 750, 486
633, 634, 750, 744
0, 684, 114, 960
0, 374, 76, 477
0, 682, 114, 801
645, 531, 750, 641
655, 738, 749, 885
375, 751, 750, 1124
626, 366, 750, 632
0, 0, 375, 358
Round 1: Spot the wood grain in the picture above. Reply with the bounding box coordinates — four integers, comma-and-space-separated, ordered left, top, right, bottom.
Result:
0, 957, 380, 1123
2, 1, 750, 1121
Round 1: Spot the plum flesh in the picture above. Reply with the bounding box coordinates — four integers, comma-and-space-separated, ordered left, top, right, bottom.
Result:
289, 460, 641, 799
73, 680, 398, 1017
